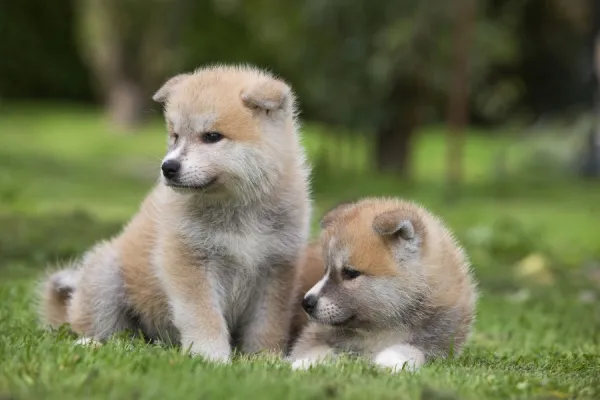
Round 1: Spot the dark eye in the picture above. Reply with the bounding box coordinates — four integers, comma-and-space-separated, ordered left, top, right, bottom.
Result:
341, 267, 361, 280
170, 132, 179, 143
201, 131, 224, 144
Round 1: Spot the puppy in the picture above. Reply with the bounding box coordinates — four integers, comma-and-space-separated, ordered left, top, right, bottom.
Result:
289, 198, 477, 372
39, 64, 312, 362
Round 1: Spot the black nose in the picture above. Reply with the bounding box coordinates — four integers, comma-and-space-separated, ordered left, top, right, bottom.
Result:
302, 295, 318, 314
161, 159, 181, 179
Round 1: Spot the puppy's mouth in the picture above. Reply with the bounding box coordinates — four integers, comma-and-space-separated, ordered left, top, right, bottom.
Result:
166, 177, 218, 191
311, 314, 356, 327
331, 315, 356, 327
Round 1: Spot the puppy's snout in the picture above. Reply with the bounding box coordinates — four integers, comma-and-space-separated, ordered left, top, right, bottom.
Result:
161, 159, 181, 179
302, 294, 318, 315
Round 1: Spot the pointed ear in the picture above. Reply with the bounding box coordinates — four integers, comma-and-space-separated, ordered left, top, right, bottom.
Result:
320, 201, 355, 229
372, 210, 415, 240
241, 78, 293, 113
152, 73, 191, 103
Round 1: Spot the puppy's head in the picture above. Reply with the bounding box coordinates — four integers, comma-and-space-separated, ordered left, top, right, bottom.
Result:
302, 199, 429, 330
152, 65, 298, 203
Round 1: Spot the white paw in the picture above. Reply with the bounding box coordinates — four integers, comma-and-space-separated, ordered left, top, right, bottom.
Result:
186, 341, 231, 363
289, 345, 334, 371
74, 337, 102, 348
291, 357, 321, 370
373, 344, 425, 373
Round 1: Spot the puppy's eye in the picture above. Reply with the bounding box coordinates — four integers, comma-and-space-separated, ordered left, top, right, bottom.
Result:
341, 267, 361, 280
170, 133, 179, 143
201, 131, 224, 144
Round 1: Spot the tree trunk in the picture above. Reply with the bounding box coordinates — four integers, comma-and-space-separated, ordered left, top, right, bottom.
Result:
75, 0, 188, 132
375, 121, 415, 178
372, 2, 440, 179
373, 70, 422, 178
445, 0, 477, 200
106, 79, 146, 130
581, 0, 600, 178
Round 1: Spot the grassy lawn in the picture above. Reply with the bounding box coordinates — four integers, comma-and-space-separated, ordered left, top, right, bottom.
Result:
1, 104, 599, 399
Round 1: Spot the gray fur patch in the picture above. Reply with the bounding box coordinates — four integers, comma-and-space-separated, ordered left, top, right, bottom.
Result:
50, 267, 82, 298
408, 305, 468, 359
77, 242, 140, 340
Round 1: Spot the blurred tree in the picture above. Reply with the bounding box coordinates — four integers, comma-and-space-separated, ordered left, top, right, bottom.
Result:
302, 0, 438, 177
581, 0, 600, 178
178, 0, 275, 74
513, 0, 591, 117
244, 0, 518, 178
0, 0, 594, 154
0, 0, 92, 101
241, 0, 441, 176
74, 0, 189, 131
446, 0, 477, 199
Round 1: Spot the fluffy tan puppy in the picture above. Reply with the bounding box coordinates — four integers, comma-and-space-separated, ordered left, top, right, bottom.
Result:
289, 198, 477, 372
39, 64, 312, 362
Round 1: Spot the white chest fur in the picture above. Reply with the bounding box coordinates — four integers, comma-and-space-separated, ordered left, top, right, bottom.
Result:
176, 207, 289, 327
179, 211, 275, 274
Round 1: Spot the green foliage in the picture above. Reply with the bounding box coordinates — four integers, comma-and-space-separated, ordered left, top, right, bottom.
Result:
0, 0, 92, 101
0, 0, 592, 126
210, 0, 534, 130
465, 217, 544, 264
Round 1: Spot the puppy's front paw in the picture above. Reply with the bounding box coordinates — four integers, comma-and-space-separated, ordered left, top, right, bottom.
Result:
185, 340, 231, 363
289, 346, 335, 371
373, 344, 425, 373
74, 337, 102, 348
291, 357, 322, 371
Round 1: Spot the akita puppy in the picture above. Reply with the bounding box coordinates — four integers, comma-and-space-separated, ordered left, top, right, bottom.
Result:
289, 198, 477, 372
40, 64, 311, 362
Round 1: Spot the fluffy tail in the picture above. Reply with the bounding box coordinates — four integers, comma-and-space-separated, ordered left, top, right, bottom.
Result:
39, 264, 82, 328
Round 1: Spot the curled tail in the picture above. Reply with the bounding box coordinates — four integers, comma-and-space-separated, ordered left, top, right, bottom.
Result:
39, 264, 82, 328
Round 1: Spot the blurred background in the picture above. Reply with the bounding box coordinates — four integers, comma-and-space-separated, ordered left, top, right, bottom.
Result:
0, 0, 599, 296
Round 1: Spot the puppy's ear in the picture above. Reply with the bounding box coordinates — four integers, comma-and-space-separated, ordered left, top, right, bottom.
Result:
152, 73, 191, 103
241, 78, 294, 114
320, 201, 355, 229
372, 210, 415, 241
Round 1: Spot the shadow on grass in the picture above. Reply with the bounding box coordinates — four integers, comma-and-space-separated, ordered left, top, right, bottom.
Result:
0, 210, 121, 279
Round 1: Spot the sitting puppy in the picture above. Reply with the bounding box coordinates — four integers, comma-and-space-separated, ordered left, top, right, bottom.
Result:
289, 198, 477, 372
39, 64, 311, 362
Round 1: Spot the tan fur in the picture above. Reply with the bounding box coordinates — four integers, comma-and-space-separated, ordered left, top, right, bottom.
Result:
39, 64, 312, 361
290, 197, 477, 372
245, 264, 298, 354
117, 197, 170, 333
40, 278, 71, 327
289, 241, 325, 345
67, 284, 94, 334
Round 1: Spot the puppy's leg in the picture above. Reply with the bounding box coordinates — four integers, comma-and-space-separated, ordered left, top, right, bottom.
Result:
159, 251, 231, 362
68, 242, 137, 343
240, 265, 296, 355
372, 343, 425, 372
288, 323, 336, 370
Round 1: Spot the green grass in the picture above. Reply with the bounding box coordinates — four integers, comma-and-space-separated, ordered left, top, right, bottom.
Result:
1, 103, 599, 399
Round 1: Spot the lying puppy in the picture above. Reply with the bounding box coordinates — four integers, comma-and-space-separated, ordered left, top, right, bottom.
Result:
289, 198, 477, 372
